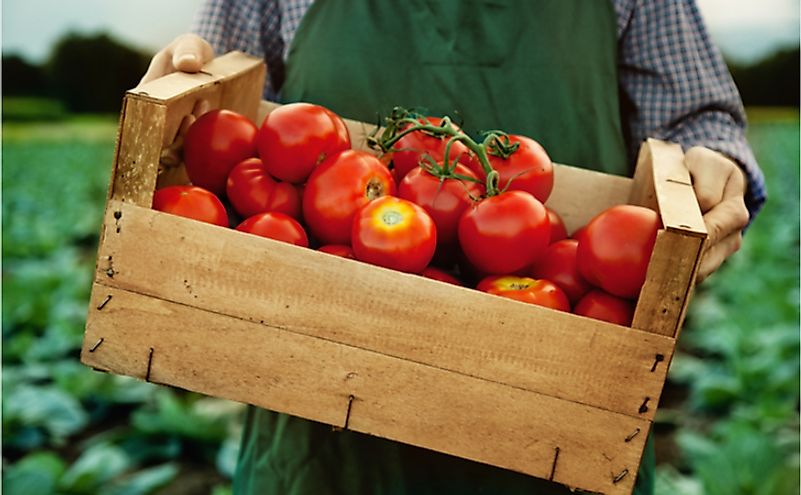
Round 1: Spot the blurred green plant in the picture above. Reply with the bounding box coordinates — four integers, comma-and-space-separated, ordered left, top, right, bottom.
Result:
2, 115, 242, 494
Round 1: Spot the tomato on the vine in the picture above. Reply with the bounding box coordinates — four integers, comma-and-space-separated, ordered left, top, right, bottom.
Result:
573, 289, 635, 326
152, 185, 229, 227
303, 150, 396, 245
183, 109, 258, 197
467, 134, 554, 203
458, 190, 550, 275
351, 196, 436, 274
577, 205, 660, 298
398, 164, 482, 251
477, 275, 570, 312
530, 239, 591, 305
388, 116, 475, 182
257, 103, 350, 184
226, 158, 301, 220
236, 212, 309, 247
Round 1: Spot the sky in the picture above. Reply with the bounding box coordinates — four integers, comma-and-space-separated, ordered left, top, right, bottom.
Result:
1, 0, 799, 64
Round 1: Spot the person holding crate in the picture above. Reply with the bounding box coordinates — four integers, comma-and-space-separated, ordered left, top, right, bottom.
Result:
141, 1, 766, 494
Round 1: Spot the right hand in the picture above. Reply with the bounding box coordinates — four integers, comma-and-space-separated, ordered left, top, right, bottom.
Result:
139, 33, 215, 86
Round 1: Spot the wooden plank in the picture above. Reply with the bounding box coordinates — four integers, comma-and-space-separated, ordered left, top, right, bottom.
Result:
632, 231, 705, 337
110, 97, 167, 206
628, 139, 707, 337
83, 285, 650, 495
630, 139, 706, 236
130, 51, 264, 104
97, 200, 674, 420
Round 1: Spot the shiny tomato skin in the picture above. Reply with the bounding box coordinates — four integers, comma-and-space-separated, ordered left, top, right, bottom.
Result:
530, 239, 591, 305
458, 190, 550, 275
351, 196, 436, 274
236, 212, 309, 247
183, 109, 258, 197
477, 275, 570, 312
317, 244, 355, 259
390, 117, 475, 182
152, 185, 229, 227
257, 103, 351, 184
577, 205, 660, 298
398, 164, 482, 250
226, 158, 302, 220
303, 150, 396, 245
573, 289, 635, 326
470, 134, 553, 203
546, 207, 568, 243
420, 266, 463, 286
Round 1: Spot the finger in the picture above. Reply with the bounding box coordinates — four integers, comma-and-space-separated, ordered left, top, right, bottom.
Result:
702, 195, 750, 247
139, 49, 173, 86
685, 146, 730, 213
172, 34, 215, 73
697, 230, 743, 283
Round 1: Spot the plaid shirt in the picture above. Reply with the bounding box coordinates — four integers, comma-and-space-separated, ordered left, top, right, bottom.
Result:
193, 0, 766, 219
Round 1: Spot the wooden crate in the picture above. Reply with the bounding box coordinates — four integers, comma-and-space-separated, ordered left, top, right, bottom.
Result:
81, 51, 707, 495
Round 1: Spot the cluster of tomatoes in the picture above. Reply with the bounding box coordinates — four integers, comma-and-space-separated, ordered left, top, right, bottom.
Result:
152, 103, 660, 327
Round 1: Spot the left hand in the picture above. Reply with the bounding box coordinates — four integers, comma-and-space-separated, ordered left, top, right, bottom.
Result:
685, 146, 751, 283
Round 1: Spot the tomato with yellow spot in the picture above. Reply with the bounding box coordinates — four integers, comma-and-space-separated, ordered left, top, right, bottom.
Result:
351, 196, 436, 274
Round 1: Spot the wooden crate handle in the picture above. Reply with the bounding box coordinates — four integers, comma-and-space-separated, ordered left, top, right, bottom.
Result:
629, 139, 708, 338
108, 51, 266, 207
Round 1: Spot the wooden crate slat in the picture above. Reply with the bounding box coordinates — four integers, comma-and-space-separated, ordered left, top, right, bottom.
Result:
631, 230, 705, 337
97, 200, 674, 420
83, 284, 649, 495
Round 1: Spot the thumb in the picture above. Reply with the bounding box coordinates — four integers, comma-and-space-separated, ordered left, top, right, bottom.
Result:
172, 34, 215, 73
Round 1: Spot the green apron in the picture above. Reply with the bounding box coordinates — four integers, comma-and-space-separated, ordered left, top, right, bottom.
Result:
235, 1, 654, 493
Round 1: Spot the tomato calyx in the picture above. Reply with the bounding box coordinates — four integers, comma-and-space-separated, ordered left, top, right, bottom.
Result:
485, 133, 520, 160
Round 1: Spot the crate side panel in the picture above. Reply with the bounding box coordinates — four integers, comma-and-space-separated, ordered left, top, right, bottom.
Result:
83, 285, 649, 495
96, 201, 674, 420
547, 164, 632, 234
111, 98, 168, 207
632, 230, 705, 337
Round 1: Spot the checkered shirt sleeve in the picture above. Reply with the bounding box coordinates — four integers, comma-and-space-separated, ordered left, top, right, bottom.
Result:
615, 0, 766, 219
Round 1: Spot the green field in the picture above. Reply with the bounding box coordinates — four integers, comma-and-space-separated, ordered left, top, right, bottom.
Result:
2, 109, 799, 494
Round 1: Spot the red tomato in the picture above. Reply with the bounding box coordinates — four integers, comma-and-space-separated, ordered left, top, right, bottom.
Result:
471, 134, 553, 203
303, 150, 396, 245
546, 207, 568, 243
458, 190, 550, 275
477, 275, 570, 312
318, 244, 355, 259
398, 164, 482, 250
236, 212, 308, 247
183, 109, 258, 197
573, 289, 635, 326
351, 196, 436, 274
152, 185, 228, 227
389, 116, 475, 182
577, 205, 660, 298
420, 266, 463, 286
226, 158, 301, 220
530, 239, 591, 305
257, 103, 350, 184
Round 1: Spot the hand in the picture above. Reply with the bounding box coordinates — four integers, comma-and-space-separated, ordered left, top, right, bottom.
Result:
139, 33, 215, 86
685, 146, 751, 283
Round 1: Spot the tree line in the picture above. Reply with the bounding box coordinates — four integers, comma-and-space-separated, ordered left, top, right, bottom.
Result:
2, 32, 799, 115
